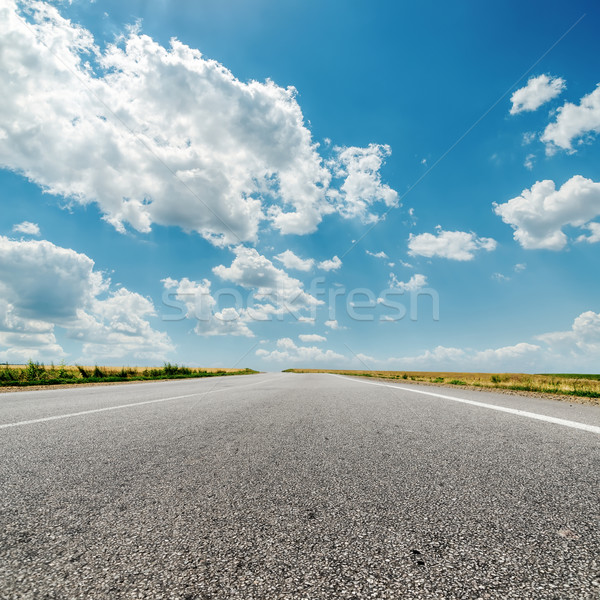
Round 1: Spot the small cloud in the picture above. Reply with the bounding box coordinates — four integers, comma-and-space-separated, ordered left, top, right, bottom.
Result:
297, 316, 315, 324
366, 250, 388, 259
524, 154, 535, 170
274, 249, 314, 272
389, 273, 428, 292
387, 262, 395, 268
514, 263, 526, 272
522, 132, 537, 146
299, 334, 326, 343
318, 255, 342, 271
510, 74, 565, 115
12, 221, 40, 236
324, 319, 345, 330
576, 222, 600, 244
408, 228, 497, 261
420, 158, 427, 166
492, 272, 510, 282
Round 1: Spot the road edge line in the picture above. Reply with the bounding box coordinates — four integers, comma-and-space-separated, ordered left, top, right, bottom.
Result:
329, 374, 600, 434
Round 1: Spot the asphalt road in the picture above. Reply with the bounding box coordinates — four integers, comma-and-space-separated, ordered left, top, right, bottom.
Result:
1, 373, 599, 599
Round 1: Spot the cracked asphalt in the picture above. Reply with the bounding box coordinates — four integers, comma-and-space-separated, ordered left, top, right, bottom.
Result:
1, 372, 599, 599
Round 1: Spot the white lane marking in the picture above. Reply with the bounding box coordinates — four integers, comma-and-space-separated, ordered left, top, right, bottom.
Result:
0, 376, 269, 429
330, 374, 600, 435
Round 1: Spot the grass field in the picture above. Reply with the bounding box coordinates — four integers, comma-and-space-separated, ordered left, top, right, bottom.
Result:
0, 362, 257, 388
283, 369, 600, 401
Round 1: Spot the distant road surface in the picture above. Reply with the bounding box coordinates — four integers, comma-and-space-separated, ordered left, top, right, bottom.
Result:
1, 373, 599, 599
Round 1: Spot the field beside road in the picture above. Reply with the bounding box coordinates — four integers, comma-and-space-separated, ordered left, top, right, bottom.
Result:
284, 369, 600, 403
0, 362, 257, 390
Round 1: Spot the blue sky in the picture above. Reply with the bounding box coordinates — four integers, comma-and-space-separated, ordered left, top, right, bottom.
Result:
1, 0, 600, 372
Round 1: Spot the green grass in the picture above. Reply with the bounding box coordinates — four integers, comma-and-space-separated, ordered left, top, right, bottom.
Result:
0, 361, 258, 388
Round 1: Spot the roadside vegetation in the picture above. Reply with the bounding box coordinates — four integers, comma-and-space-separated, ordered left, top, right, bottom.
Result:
283, 369, 600, 401
0, 362, 257, 388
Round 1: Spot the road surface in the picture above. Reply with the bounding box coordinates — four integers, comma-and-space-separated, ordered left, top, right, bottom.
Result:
1, 373, 599, 599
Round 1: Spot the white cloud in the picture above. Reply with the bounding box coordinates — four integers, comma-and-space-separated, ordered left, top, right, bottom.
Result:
0, 1, 397, 245
362, 342, 541, 372
330, 144, 399, 223
12, 221, 40, 236
274, 249, 314, 272
366, 250, 388, 259
514, 263, 527, 272
324, 319, 343, 330
299, 334, 326, 343
213, 246, 320, 309
492, 272, 510, 282
576, 222, 600, 244
493, 176, 600, 250
537, 311, 600, 356
318, 255, 342, 271
388, 273, 427, 292
162, 277, 254, 337
0, 297, 64, 363
541, 84, 600, 152
73, 288, 174, 362
256, 337, 343, 363
355, 310, 600, 372
408, 228, 497, 260
297, 316, 315, 324
0, 236, 172, 362
509, 74, 565, 115
524, 154, 535, 170
0, 236, 105, 322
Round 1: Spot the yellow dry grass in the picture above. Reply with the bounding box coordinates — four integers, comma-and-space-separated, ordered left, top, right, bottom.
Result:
6, 365, 242, 373
285, 369, 600, 402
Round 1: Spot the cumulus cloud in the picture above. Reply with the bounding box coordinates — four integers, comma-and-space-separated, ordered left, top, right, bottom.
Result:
0, 236, 172, 362
162, 277, 254, 337
577, 222, 600, 244
299, 334, 326, 343
541, 84, 600, 153
324, 319, 343, 330
274, 249, 314, 272
509, 74, 565, 115
537, 311, 600, 356
0, 1, 398, 245
360, 342, 541, 372
213, 246, 321, 311
388, 273, 428, 292
356, 310, 600, 372
12, 221, 40, 236
408, 228, 497, 260
329, 144, 399, 223
256, 337, 343, 363
493, 175, 600, 250
318, 255, 342, 271
73, 288, 174, 362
